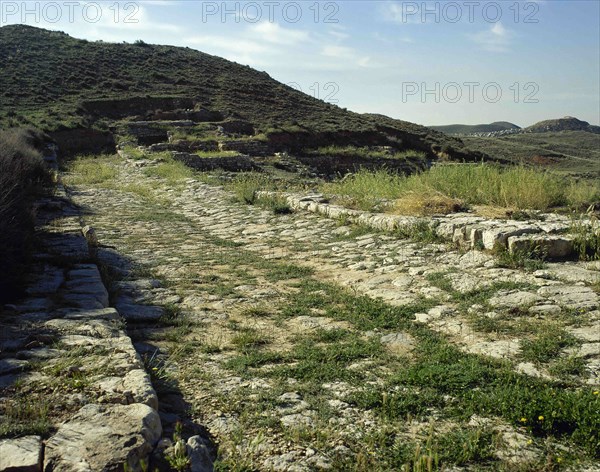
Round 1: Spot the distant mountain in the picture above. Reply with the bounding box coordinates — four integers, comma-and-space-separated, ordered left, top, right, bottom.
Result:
0, 24, 483, 161
524, 117, 600, 134
429, 122, 521, 135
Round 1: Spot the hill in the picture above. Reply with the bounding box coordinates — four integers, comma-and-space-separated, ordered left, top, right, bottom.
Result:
429, 122, 521, 135
462, 131, 600, 178
0, 25, 481, 161
524, 116, 600, 134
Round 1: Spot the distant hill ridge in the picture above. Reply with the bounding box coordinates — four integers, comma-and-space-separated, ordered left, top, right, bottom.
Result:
431, 117, 600, 137
0, 24, 483, 161
524, 116, 600, 134
430, 122, 521, 135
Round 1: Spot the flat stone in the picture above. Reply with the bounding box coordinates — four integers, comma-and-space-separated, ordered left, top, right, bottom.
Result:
0, 435, 42, 472
116, 303, 164, 322
16, 347, 61, 360
62, 308, 120, 321
516, 362, 550, 379
489, 291, 544, 309
380, 332, 415, 355
528, 304, 562, 316
281, 413, 314, 428
61, 290, 109, 309
468, 339, 521, 359
427, 306, 455, 319
537, 285, 598, 311
568, 323, 600, 343
391, 275, 413, 288
545, 264, 600, 285
508, 234, 574, 259
187, 436, 214, 472
482, 226, 539, 250
0, 358, 28, 375
44, 403, 161, 472
13, 298, 52, 313
25, 266, 64, 296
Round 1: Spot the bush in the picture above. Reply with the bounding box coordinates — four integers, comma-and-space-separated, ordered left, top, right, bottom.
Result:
0, 128, 52, 301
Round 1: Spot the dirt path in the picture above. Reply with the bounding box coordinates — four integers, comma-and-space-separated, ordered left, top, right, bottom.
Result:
67, 156, 600, 471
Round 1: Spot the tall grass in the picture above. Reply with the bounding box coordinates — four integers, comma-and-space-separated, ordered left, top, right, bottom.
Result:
226, 173, 272, 204
309, 146, 427, 160
64, 155, 119, 186
0, 128, 52, 301
323, 164, 600, 214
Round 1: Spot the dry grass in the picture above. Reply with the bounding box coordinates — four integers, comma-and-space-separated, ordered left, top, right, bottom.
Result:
323, 164, 600, 215
392, 191, 466, 216
0, 128, 51, 301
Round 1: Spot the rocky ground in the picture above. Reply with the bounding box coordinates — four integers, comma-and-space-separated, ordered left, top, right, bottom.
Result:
2, 152, 599, 471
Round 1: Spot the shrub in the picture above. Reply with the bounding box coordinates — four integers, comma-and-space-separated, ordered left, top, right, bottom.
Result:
0, 128, 52, 301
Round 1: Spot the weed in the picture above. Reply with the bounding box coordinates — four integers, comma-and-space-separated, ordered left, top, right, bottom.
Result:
571, 218, 600, 261
0, 396, 51, 438
240, 306, 272, 318
395, 221, 444, 244
142, 349, 176, 394
226, 173, 271, 205
549, 355, 587, 378
230, 327, 271, 351
143, 159, 195, 186
323, 164, 597, 214
493, 245, 547, 271
64, 155, 119, 185
165, 422, 190, 471
255, 194, 293, 215
520, 328, 579, 363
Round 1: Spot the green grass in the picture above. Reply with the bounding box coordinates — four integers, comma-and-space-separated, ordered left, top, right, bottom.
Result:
520, 327, 579, 363
143, 159, 195, 186
571, 219, 600, 261
64, 155, 119, 185
308, 145, 427, 160
323, 164, 600, 213
462, 131, 600, 179
226, 173, 272, 204
493, 245, 547, 271
195, 150, 240, 158
0, 396, 51, 438
255, 194, 293, 215
230, 327, 271, 351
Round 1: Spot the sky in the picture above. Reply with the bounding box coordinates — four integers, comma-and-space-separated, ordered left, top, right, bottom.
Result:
1, 0, 599, 126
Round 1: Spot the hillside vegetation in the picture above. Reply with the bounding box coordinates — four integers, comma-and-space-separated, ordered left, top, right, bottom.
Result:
525, 117, 600, 134
430, 121, 521, 135
0, 25, 478, 161
462, 131, 600, 178
0, 128, 51, 301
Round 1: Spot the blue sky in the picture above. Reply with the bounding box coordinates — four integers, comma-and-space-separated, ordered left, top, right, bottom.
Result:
2, 0, 599, 126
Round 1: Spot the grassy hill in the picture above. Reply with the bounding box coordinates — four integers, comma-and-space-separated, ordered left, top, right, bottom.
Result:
429, 122, 521, 135
0, 25, 478, 160
524, 117, 600, 134
462, 131, 600, 178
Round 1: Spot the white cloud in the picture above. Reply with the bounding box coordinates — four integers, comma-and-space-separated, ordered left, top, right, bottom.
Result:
249, 21, 309, 45
321, 45, 355, 58
468, 22, 513, 52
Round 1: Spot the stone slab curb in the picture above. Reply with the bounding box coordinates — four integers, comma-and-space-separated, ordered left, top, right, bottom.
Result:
257, 191, 589, 260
